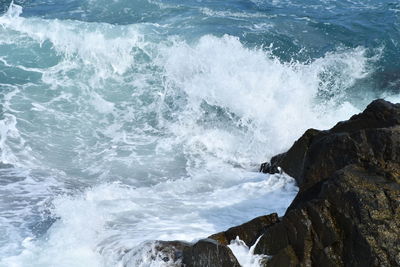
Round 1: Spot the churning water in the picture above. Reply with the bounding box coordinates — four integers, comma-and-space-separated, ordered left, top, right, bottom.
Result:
0, 0, 398, 266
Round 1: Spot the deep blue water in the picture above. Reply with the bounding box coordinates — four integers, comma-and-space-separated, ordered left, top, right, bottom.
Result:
0, 0, 399, 266
7, 1, 400, 65
3, 0, 400, 97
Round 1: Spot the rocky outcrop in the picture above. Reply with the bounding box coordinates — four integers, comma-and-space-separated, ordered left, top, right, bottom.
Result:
257, 99, 400, 266
151, 99, 400, 266
255, 164, 400, 266
261, 99, 400, 192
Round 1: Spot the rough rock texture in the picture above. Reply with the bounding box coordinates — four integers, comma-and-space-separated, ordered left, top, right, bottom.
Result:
154, 241, 191, 264
182, 239, 241, 267
152, 214, 279, 266
261, 99, 400, 192
257, 99, 400, 266
209, 213, 279, 246
154, 239, 240, 267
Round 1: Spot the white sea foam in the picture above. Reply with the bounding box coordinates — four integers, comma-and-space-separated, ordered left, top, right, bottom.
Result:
200, 7, 276, 19
159, 34, 365, 165
0, 172, 298, 267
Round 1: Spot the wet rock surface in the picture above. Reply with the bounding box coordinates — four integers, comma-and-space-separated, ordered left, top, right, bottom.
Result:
261, 99, 400, 192
258, 99, 400, 266
209, 213, 279, 247
256, 164, 400, 266
152, 99, 400, 266
154, 239, 240, 267
182, 239, 241, 267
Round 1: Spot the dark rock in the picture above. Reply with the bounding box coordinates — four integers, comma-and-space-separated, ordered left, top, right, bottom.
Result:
154, 241, 192, 263
182, 239, 241, 267
154, 213, 278, 266
260, 161, 281, 174
256, 165, 400, 266
155, 213, 278, 266
261, 99, 400, 192
153, 239, 240, 267
255, 99, 400, 266
265, 246, 299, 267
260, 128, 321, 181
123, 240, 191, 266
209, 213, 279, 246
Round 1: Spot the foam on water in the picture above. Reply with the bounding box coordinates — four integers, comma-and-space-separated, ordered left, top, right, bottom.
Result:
1, 173, 298, 267
0, 2, 391, 266
159, 34, 365, 164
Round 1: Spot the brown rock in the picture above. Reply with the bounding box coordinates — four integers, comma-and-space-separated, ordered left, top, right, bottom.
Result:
182, 239, 240, 267
153, 239, 240, 267
209, 213, 279, 246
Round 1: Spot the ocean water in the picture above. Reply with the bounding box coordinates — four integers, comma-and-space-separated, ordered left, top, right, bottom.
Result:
0, 0, 398, 266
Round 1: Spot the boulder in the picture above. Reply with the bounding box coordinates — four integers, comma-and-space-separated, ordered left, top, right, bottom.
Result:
154, 241, 191, 264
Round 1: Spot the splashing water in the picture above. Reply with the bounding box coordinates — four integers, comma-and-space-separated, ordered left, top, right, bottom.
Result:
228, 236, 268, 267
0, 0, 398, 266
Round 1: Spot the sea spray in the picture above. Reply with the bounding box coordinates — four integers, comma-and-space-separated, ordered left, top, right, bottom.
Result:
0, 0, 396, 266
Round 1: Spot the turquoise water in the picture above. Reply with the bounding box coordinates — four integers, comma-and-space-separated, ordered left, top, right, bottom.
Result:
0, 0, 399, 266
